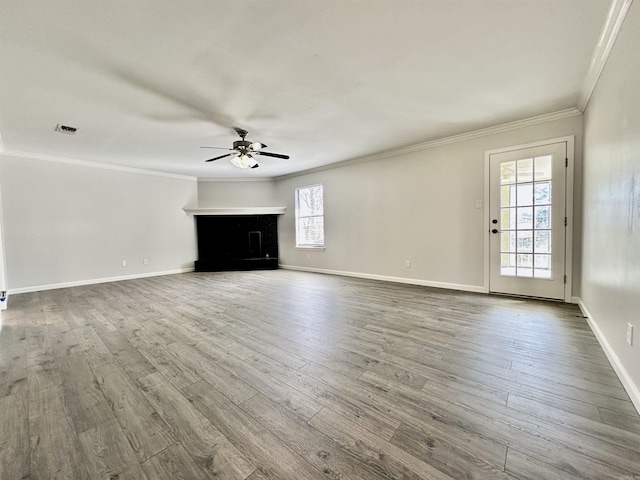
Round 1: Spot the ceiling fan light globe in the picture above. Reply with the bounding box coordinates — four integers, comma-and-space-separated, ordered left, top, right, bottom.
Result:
230, 154, 257, 169
230, 155, 249, 169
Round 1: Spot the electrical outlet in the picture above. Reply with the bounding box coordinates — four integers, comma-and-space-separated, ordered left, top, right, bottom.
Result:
307, 254, 311, 260
475, 200, 483, 209
627, 323, 634, 346
143, 258, 148, 265
405, 260, 411, 268
121, 260, 127, 267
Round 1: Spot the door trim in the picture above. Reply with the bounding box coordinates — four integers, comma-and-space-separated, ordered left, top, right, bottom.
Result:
483, 136, 575, 302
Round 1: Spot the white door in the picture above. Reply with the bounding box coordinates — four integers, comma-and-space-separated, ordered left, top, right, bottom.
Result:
0, 186, 6, 311
489, 142, 567, 300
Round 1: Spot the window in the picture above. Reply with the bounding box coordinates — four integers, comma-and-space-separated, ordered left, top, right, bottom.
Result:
295, 184, 324, 248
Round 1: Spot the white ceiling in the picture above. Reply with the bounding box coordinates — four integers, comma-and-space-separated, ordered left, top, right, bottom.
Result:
0, 1, 612, 178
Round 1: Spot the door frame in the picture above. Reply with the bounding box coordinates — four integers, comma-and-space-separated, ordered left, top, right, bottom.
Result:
483, 136, 575, 302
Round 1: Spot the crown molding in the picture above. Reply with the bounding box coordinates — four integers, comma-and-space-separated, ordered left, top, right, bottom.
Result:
0, 149, 197, 181
276, 107, 582, 181
578, 0, 633, 112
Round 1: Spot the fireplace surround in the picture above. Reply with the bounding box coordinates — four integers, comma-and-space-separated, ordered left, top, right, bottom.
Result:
194, 214, 279, 271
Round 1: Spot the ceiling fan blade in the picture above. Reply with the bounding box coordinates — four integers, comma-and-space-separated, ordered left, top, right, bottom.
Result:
205, 153, 235, 162
111, 70, 235, 128
200, 146, 234, 150
251, 164, 260, 169
255, 151, 289, 159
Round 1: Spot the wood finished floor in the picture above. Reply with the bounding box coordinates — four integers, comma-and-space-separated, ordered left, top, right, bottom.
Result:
1, 270, 639, 480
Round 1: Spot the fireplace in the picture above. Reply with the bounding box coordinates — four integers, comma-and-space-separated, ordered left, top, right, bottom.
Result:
194, 214, 279, 271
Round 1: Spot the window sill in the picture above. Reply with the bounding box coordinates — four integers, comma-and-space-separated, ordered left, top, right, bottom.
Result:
296, 246, 325, 251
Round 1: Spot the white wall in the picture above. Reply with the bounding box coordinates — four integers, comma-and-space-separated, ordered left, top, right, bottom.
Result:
0, 155, 197, 292
276, 115, 583, 292
197, 179, 278, 208
581, 2, 640, 408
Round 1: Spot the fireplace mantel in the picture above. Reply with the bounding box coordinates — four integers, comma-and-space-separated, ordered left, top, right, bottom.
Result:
183, 206, 286, 216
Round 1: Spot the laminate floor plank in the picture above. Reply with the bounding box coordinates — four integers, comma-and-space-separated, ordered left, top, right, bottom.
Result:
184, 380, 327, 480
310, 338, 640, 478
149, 315, 203, 347
358, 360, 429, 391
63, 309, 92, 329
40, 322, 82, 358
0, 324, 28, 400
598, 407, 640, 435
586, 368, 629, 388
365, 366, 508, 407
426, 387, 638, 479
2, 270, 637, 479
231, 327, 368, 379
165, 341, 258, 405
220, 312, 375, 379
73, 325, 115, 369
338, 335, 618, 420
0, 395, 30, 479
332, 355, 638, 479
510, 359, 630, 400
390, 422, 514, 480
504, 448, 584, 480
57, 353, 115, 434
30, 409, 91, 480
247, 350, 401, 439
127, 328, 202, 390
27, 350, 61, 394
309, 406, 455, 480
246, 471, 269, 480
185, 323, 258, 361
93, 363, 175, 461
85, 298, 147, 334
241, 393, 391, 480
225, 331, 309, 370
29, 383, 65, 419
141, 442, 211, 480
188, 341, 324, 420
138, 371, 256, 480
302, 360, 510, 467
78, 419, 149, 480
507, 393, 640, 454
83, 309, 118, 335
98, 330, 157, 380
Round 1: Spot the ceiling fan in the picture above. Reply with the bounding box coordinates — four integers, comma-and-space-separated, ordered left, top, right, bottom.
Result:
201, 128, 289, 169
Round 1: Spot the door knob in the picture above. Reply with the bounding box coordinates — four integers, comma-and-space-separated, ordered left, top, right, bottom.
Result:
491, 229, 499, 234
492, 219, 498, 224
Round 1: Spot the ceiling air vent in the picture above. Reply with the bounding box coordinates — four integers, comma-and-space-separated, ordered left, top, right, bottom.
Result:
55, 124, 77, 135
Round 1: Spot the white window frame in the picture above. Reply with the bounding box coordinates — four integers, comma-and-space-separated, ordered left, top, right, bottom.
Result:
295, 184, 325, 249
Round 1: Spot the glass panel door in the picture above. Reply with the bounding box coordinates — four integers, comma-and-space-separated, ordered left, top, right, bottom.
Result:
489, 142, 566, 300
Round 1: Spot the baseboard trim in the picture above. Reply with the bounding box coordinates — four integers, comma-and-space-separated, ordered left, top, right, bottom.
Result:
279, 264, 486, 294
8, 268, 195, 295
576, 297, 640, 415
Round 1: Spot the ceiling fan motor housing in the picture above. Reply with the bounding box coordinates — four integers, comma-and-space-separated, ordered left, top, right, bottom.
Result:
233, 140, 252, 150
